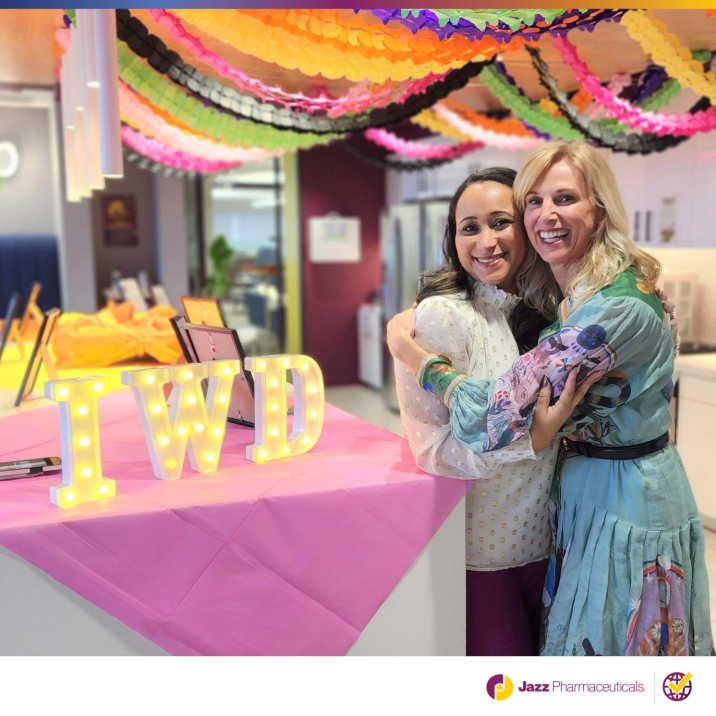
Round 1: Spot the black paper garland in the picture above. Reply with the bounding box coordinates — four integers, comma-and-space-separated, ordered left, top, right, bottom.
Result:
337, 140, 469, 172
116, 9, 493, 136
124, 147, 199, 179
526, 46, 710, 155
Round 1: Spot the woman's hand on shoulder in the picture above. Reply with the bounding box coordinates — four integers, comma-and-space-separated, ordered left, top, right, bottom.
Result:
386, 304, 417, 356
529, 369, 602, 452
387, 303, 430, 374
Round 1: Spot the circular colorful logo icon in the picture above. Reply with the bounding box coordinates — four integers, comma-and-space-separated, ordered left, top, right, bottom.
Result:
486, 674, 514, 701
663, 672, 693, 702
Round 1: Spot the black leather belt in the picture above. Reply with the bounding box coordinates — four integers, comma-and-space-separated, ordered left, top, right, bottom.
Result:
568, 432, 670, 460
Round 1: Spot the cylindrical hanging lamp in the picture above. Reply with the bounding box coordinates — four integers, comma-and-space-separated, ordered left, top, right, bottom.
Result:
78, 9, 105, 190
70, 23, 91, 198
60, 59, 79, 203
93, 9, 123, 178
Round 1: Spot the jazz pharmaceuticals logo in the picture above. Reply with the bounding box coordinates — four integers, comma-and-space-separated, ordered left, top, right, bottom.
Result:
663, 672, 693, 702
486, 675, 513, 701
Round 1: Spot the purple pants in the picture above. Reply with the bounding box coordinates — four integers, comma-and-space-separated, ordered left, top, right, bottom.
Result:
466, 558, 548, 656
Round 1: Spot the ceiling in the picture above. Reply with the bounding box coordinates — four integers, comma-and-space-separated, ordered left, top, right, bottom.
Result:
0, 9, 63, 87
1, 9, 715, 114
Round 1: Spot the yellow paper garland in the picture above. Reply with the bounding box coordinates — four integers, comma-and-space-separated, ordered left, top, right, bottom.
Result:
173, 9, 493, 83
441, 98, 541, 137
411, 109, 472, 142
622, 10, 716, 103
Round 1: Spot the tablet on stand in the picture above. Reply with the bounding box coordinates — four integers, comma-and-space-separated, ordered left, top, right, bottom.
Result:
151, 284, 173, 308
175, 322, 255, 428
180, 296, 227, 328
14, 308, 62, 407
19, 282, 43, 338
116, 277, 149, 313
0, 292, 21, 363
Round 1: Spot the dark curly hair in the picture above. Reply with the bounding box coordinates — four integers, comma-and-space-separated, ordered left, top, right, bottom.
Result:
415, 167, 555, 354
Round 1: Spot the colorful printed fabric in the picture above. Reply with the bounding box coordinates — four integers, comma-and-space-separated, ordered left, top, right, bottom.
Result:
626, 556, 688, 656
427, 270, 714, 655
417, 354, 466, 406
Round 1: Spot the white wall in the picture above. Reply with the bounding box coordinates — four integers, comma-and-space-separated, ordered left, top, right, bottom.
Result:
0, 103, 57, 234
0, 89, 95, 312
385, 107, 716, 343
154, 173, 189, 305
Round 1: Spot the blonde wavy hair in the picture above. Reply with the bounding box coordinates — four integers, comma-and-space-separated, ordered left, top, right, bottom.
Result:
511, 141, 661, 318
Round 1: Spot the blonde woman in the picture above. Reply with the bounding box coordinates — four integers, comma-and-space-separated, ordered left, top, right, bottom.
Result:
389, 141, 714, 656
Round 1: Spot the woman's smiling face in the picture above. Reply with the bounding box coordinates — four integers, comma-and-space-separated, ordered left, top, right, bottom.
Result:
454, 181, 527, 294
522, 159, 599, 271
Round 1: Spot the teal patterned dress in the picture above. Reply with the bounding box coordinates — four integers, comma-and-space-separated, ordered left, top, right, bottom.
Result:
417, 270, 714, 656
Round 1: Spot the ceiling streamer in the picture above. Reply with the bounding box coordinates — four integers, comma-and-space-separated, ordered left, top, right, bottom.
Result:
337, 139, 471, 172
116, 41, 340, 151
622, 10, 716, 103
527, 46, 710, 154
170, 8, 502, 83
148, 9, 443, 117
122, 125, 244, 173
118, 10, 494, 136
552, 35, 716, 137
363, 127, 483, 159
54, 8, 716, 174
370, 9, 627, 42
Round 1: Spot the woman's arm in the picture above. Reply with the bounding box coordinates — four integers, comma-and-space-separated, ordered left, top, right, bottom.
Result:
420, 295, 664, 455
394, 298, 538, 479
387, 306, 429, 374
388, 304, 590, 453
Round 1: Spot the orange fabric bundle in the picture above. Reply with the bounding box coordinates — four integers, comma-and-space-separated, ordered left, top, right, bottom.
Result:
51, 302, 182, 369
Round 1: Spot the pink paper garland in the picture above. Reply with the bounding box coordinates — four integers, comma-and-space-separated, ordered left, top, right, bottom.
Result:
584, 72, 631, 119
552, 35, 716, 137
122, 125, 243, 173
433, 104, 546, 150
149, 9, 445, 117
365, 127, 483, 159
119, 82, 278, 163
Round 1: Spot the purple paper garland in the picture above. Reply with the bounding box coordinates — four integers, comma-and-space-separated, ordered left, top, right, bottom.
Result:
370, 9, 626, 42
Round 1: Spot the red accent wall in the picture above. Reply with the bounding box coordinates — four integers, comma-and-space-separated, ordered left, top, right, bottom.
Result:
299, 145, 385, 385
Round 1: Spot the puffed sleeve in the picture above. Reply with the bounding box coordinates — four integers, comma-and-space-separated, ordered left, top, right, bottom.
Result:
396, 297, 536, 480
419, 292, 667, 453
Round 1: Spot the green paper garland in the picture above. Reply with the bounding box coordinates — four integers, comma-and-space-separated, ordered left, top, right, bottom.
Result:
411, 8, 568, 32
478, 65, 584, 140
117, 42, 343, 151
591, 50, 707, 133
597, 78, 680, 133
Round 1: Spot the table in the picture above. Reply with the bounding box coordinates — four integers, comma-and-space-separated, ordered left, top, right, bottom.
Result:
0, 387, 467, 656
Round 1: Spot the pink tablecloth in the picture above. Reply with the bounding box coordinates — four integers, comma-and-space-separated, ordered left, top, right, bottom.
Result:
0, 390, 468, 655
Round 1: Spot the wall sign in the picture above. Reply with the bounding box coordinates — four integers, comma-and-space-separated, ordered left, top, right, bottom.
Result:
309, 215, 361, 263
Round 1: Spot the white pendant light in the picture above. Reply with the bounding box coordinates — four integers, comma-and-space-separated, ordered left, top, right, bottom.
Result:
59, 59, 78, 203
69, 23, 91, 199
93, 9, 123, 179
59, 9, 123, 202
78, 9, 105, 190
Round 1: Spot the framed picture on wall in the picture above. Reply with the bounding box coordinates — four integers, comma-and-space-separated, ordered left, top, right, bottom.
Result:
308, 215, 361, 263
102, 195, 138, 246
